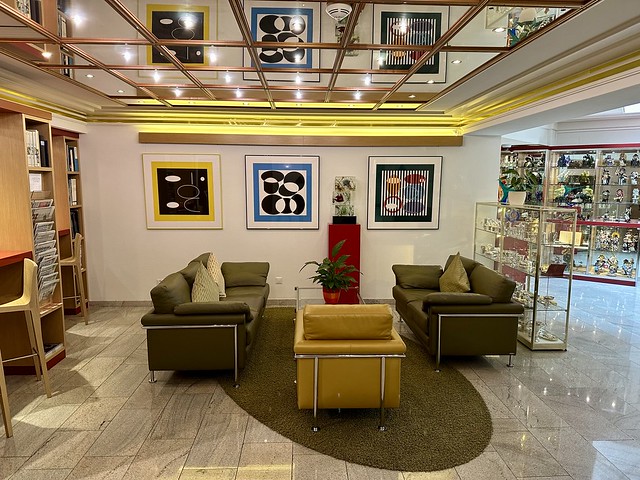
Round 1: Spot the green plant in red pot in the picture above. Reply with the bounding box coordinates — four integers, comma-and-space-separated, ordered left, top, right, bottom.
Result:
300, 239, 359, 304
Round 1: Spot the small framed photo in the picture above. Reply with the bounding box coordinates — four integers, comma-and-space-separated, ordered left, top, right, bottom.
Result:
245, 155, 319, 229
367, 156, 442, 230
142, 154, 223, 229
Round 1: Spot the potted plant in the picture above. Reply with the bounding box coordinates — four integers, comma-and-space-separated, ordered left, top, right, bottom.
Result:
499, 169, 541, 205
300, 239, 359, 304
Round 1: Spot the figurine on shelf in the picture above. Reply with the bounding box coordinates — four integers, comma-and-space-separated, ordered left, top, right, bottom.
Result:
584, 154, 596, 168
631, 153, 640, 167
602, 189, 610, 202
631, 171, 639, 185
582, 185, 594, 202
625, 207, 632, 223
622, 259, 634, 277
608, 255, 619, 275
604, 154, 614, 166
619, 152, 627, 165
523, 155, 534, 168
611, 231, 620, 251
603, 211, 610, 221
615, 189, 624, 202
602, 169, 611, 185
633, 188, 640, 204
617, 167, 628, 185
557, 154, 568, 167
622, 230, 634, 252
593, 254, 606, 273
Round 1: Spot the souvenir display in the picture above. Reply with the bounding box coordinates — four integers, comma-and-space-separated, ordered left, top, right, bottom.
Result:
615, 188, 624, 202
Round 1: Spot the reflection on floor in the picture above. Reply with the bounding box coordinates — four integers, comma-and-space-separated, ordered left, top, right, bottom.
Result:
1, 279, 640, 480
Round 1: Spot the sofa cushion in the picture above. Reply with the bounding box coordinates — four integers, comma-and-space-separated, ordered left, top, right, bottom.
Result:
192, 263, 219, 302
222, 262, 269, 287
303, 304, 393, 340
207, 252, 226, 298
423, 292, 492, 306
445, 254, 479, 276
439, 253, 471, 293
150, 272, 191, 314
469, 264, 516, 303
221, 295, 264, 323
392, 265, 442, 290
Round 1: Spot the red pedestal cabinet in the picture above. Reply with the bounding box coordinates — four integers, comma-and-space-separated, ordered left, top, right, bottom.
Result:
328, 223, 361, 304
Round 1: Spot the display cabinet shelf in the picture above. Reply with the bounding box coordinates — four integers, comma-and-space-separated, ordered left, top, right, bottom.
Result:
474, 202, 577, 351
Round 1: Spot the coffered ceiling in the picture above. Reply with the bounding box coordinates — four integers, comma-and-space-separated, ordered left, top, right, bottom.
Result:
0, 0, 639, 134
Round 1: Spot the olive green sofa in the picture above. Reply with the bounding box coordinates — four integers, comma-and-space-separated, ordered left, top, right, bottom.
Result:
392, 255, 523, 370
141, 253, 270, 384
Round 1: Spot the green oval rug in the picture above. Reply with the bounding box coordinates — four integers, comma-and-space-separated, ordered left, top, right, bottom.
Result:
220, 307, 492, 472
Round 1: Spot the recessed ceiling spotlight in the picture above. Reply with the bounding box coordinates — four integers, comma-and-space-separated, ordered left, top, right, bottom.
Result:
427, 79, 435, 84
492, 27, 506, 33
354, 90, 362, 100
235, 88, 242, 98
408, 94, 416, 99
225, 72, 231, 83
209, 48, 217, 63
117, 89, 125, 94
122, 49, 132, 62
174, 88, 182, 97
153, 70, 161, 82
85, 74, 94, 78
295, 90, 303, 99
295, 73, 302, 84
451, 59, 462, 64
364, 74, 371, 86
41, 50, 52, 59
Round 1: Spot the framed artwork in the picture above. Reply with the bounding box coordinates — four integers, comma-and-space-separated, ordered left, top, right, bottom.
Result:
243, 1, 320, 82
142, 154, 223, 229
245, 155, 319, 229
367, 156, 442, 230
372, 5, 448, 84
138, 1, 217, 73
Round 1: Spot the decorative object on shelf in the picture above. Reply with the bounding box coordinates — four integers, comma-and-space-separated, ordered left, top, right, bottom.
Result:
142, 153, 223, 229
615, 188, 624, 202
624, 206, 632, 223
245, 155, 319, 230
633, 188, 640, 204
367, 156, 442, 230
631, 154, 640, 167
602, 189, 610, 202
499, 168, 542, 205
300, 239, 359, 304
631, 171, 639, 185
602, 169, 611, 185
332, 176, 356, 223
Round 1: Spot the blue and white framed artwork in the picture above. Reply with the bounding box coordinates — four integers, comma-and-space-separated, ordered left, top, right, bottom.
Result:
243, 1, 320, 82
245, 155, 319, 229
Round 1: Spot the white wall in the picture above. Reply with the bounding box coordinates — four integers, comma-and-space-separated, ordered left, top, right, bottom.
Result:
80, 125, 501, 301
555, 114, 640, 145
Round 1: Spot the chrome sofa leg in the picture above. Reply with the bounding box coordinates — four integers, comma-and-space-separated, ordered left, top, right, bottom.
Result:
507, 354, 514, 367
149, 370, 156, 383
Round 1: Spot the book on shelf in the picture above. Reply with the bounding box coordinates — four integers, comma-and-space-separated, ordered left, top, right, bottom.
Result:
68, 177, 78, 205
33, 220, 54, 234
34, 239, 56, 254
67, 145, 78, 171
29, 173, 43, 192
70, 209, 80, 237
25, 129, 41, 167
16, 0, 30, 16
39, 136, 50, 167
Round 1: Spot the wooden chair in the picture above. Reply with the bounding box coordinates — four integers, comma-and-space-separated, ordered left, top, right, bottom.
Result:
60, 233, 88, 322
0, 346, 13, 437
0, 258, 52, 400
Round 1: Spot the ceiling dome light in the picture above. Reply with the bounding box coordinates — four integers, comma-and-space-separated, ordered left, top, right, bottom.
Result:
41, 50, 52, 59
174, 88, 182, 97
451, 59, 462, 64
325, 3, 352, 21
492, 27, 506, 33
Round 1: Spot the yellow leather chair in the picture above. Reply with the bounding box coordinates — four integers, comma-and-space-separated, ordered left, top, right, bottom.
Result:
294, 304, 406, 431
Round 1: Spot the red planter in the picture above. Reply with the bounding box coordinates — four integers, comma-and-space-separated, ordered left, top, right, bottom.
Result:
322, 288, 341, 304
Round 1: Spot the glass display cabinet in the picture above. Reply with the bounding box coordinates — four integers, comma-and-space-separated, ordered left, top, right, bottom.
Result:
474, 202, 577, 350
547, 149, 596, 220
500, 148, 546, 205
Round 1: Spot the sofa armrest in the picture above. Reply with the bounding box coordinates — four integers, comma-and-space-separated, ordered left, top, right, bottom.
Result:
423, 292, 493, 307
174, 301, 251, 317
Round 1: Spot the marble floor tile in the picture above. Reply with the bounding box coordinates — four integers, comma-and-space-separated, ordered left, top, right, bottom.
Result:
121, 438, 192, 480
122, 380, 176, 410
593, 439, 640, 479
64, 356, 126, 387
86, 408, 162, 457
292, 452, 348, 480
22, 429, 102, 470
488, 384, 566, 429
8, 468, 72, 479
490, 430, 567, 477
185, 413, 248, 469
150, 393, 212, 440
0, 456, 27, 478
92, 363, 149, 398
59, 396, 128, 431
179, 467, 237, 480
236, 442, 293, 480
244, 416, 290, 444
345, 463, 404, 479
402, 469, 461, 480
66, 455, 134, 480
454, 451, 516, 480
96, 332, 146, 359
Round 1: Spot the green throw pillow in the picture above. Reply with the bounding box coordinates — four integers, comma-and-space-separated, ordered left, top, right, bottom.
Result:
206, 252, 226, 297
439, 253, 471, 293
192, 263, 220, 302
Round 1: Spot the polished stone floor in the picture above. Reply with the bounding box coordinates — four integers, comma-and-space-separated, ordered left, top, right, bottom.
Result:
1, 279, 640, 479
